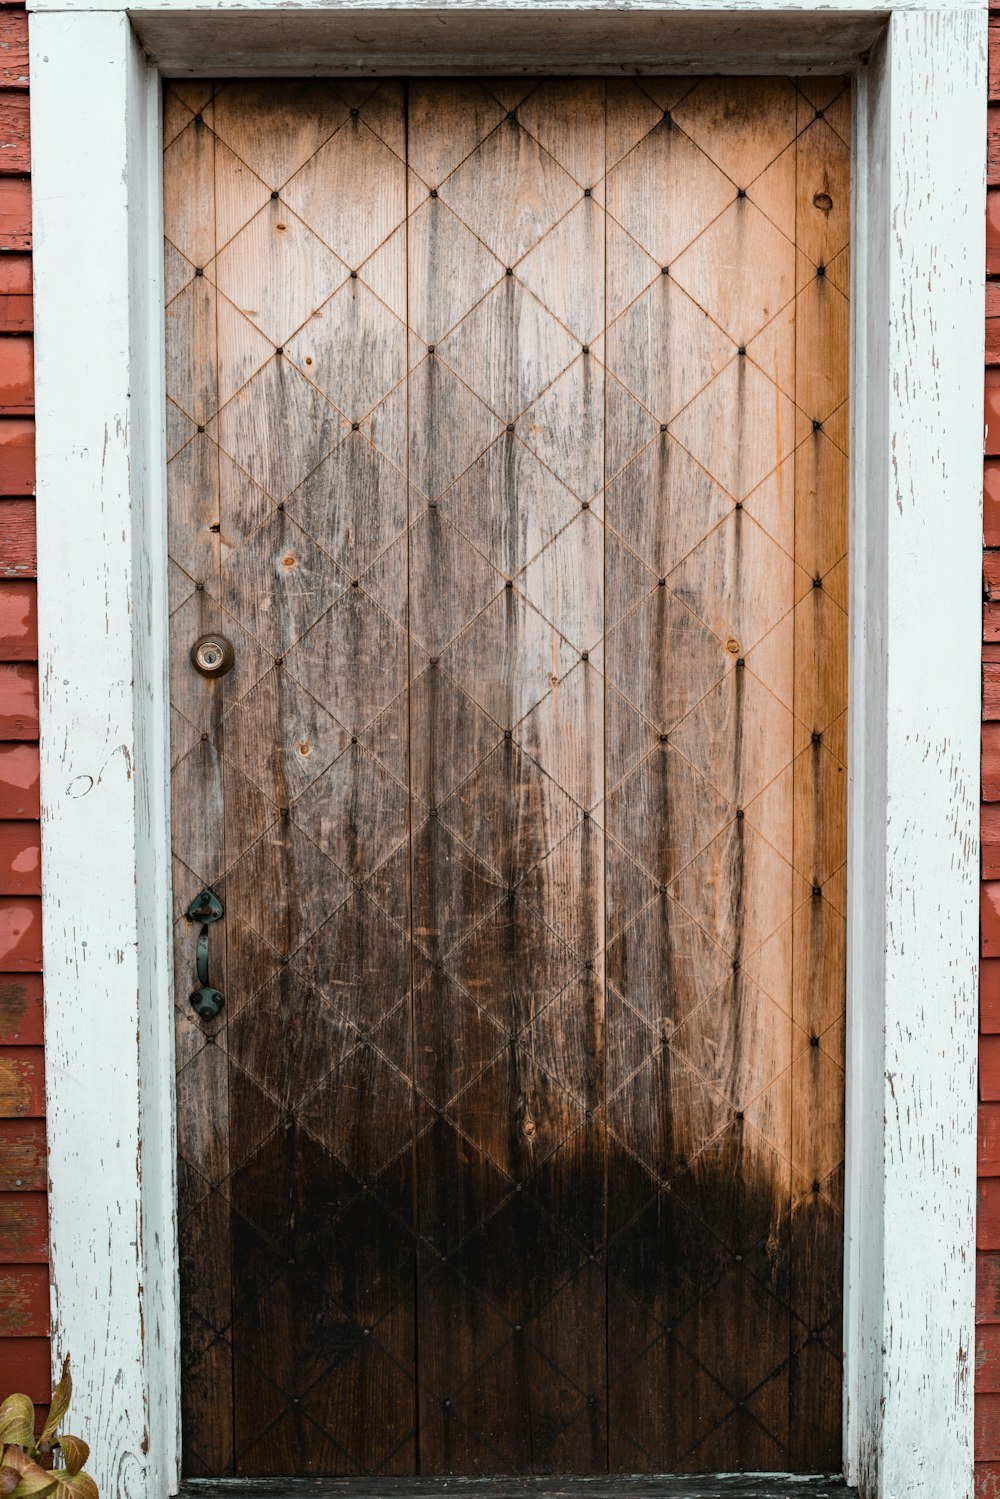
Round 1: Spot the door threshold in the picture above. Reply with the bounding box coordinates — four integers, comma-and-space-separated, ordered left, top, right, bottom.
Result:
180, 1477, 856, 1498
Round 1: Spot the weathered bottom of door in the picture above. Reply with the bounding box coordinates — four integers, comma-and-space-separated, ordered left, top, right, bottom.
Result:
181, 1478, 856, 1499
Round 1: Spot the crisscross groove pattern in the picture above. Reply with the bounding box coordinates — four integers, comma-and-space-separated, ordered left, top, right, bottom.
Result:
165, 74, 849, 1481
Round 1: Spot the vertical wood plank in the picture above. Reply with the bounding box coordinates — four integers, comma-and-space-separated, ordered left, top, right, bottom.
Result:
412, 77, 608, 1478
787, 78, 850, 1473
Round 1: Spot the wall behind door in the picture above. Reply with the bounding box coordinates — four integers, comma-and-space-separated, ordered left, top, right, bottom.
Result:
0, 0, 45, 1428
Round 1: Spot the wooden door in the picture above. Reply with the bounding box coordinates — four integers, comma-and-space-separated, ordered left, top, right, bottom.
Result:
165, 76, 850, 1479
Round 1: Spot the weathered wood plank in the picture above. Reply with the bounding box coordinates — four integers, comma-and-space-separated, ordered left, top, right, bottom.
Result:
978, 1391, 1000, 1462
988, 189, 1000, 276
980, 1252, 1000, 1325
0, 12, 28, 90
987, 463, 1000, 548
0, 965, 41, 1037
181, 1479, 855, 1499
0, 499, 34, 573
0, 1189, 46, 1262
0, 92, 28, 175
0, 176, 29, 250
0, 1043, 42, 1114
985, 960, 1000, 1036
983, 1104, 1000, 1176
0, 1261, 48, 1333
0, 1114, 45, 1188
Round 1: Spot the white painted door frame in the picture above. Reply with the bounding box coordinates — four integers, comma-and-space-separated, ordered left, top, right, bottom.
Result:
26, 4, 986, 1497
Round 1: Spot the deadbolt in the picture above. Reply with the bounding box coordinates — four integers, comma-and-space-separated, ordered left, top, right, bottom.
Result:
191, 634, 235, 678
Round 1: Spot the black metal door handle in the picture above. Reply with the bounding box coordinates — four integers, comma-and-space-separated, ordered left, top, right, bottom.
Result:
187, 888, 225, 1021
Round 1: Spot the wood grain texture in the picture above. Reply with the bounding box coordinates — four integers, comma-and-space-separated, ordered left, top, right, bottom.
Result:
0, 91, 28, 173
0, 175, 29, 249
0, 1189, 46, 1262
168, 76, 847, 1481
0, 1115, 46, 1188
0, 499, 34, 573
0, 1261, 48, 1332
0, 12, 28, 90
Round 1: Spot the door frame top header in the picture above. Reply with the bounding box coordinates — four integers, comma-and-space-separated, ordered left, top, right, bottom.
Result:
25, 5, 986, 1499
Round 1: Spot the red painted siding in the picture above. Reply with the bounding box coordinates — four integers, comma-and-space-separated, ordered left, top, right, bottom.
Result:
0, 0, 44, 1394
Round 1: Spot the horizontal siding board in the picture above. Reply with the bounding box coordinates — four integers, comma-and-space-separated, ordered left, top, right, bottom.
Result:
0, 417, 32, 493
981, 1253, 1000, 1324
0, 966, 39, 1042
0, 12, 28, 90
0, 1189, 46, 1262
0, 1045, 42, 1116
0, 822, 40, 894
0, 295, 31, 333
0, 897, 42, 971
0, 334, 33, 413
0, 176, 29, 250
0, 579, 36, 659
982, 880, 1000, 958
988, 187, 1000, 276
0, 257, 30, 297
981, 1392, 1000, 1462
988, 462, 1000, 547
986, 805, 1000, 878
0, 499, 33, 574
0, 1116, 44, 1189
980, 1324, 1000, 1390
977, 1462, 1000, 1498
0, 1336, 49, 1399
987, 725, 1000, 802
988, 368, 1000, 456
983, 1178, 1000, 1249
0, 1262, 47, 1335
985, 1031, 1000, 1096
0, 662, 37, 737
985, 959, 1000, 1032
983, 1104, 1000, 1175
0, 743, 39, 819
0, 92, 29, 175
987, 658, 1000, 721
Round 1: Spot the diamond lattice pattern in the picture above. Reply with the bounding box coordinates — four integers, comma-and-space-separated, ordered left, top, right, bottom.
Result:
165, 74, 850, 1479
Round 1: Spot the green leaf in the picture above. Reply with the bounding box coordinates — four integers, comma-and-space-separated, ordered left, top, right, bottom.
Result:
41, 1364, 71, 1445
0, 1428, 33, 1453
54, 1442, 87, 1477
0, 1400, 35, 1449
